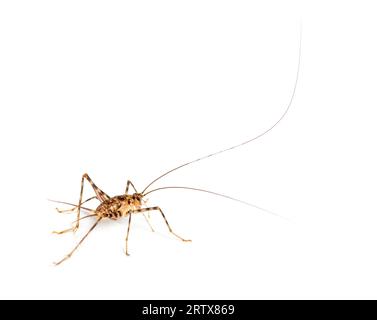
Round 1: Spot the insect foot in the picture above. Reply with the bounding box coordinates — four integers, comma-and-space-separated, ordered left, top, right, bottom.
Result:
54, 254, 71, 266
168, 229, 192, 242
55, 207, 75, 214
52, 228, 72, 235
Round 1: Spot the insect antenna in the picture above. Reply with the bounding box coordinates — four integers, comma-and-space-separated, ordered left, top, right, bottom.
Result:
47, 198, 94, 213
143, 186, 288, 220
142, 28, 302, 195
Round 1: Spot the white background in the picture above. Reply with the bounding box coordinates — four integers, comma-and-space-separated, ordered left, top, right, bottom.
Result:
0, 1, 377, 299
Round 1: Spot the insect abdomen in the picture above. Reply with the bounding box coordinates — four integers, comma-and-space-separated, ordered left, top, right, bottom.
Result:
96, 200, 123, 220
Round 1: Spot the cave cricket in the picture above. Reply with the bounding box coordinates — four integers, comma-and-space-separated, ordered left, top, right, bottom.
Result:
50, 30, 302, 266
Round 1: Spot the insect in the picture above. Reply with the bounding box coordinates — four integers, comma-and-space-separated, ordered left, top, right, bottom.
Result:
51, 30, 302, 266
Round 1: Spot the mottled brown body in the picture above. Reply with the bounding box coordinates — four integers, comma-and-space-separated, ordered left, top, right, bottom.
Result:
95, 194, 143, 220
53, 174, 190, 265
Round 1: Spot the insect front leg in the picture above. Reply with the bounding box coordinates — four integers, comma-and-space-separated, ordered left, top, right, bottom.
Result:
125, 180, 154, 231
53, 173, 109, 234
132, 207, 191, 242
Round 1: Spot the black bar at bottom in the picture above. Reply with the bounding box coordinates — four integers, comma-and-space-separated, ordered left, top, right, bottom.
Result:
0, 299, 367, 319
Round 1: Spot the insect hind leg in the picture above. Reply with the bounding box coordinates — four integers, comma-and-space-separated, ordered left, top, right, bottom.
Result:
54, 218, 102, 266
53, 173, 109, 234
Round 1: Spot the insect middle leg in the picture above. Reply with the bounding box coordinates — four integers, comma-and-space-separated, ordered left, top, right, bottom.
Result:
124, 207, 190, 256
132, 207, 191, 242
53, 173, 109, 234
124, 212, 132, 256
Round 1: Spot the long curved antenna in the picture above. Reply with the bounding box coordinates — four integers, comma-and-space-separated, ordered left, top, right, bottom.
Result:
142, 28, 302, 194
144, 186, 288, 220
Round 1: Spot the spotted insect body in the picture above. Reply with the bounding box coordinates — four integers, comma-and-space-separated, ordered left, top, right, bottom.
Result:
52, 175, 191, 265
96, 194, 143, 220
